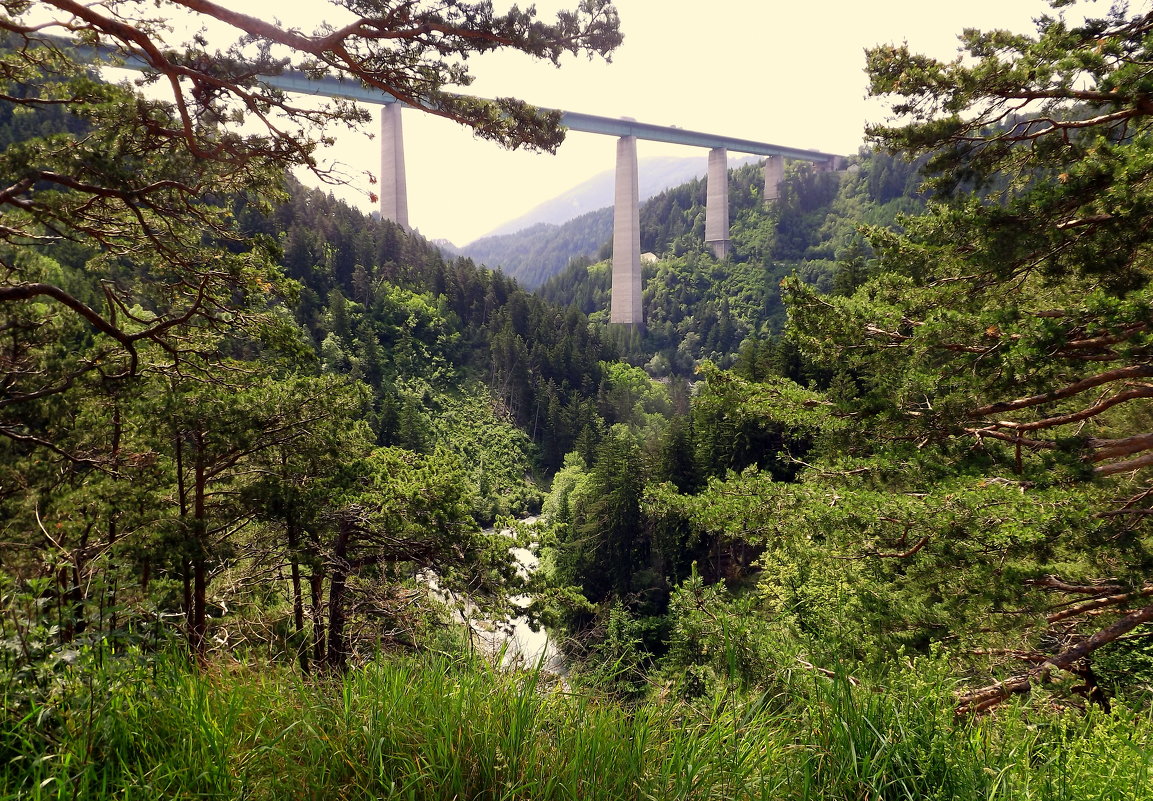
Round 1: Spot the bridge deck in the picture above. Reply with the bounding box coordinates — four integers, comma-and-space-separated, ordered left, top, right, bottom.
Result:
270, 73, 834, 162
557, 111, 833, 161
73, 40, 836, 164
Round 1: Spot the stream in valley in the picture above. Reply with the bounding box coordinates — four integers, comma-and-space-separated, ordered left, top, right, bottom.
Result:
428, 516, 567, 674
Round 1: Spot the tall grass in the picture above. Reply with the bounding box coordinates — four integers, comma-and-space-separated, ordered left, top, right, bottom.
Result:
3, 651, 1152, 800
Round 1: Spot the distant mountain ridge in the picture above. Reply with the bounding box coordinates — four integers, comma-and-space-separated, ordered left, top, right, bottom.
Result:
459, 155, 755, 287
459, 208, 612, 288
479, 155, 739, 240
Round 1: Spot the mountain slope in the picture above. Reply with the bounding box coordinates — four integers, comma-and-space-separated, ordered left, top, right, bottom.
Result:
460, 156, 757, 287
537, 150, 927, 375
235, 179, 618, 472
480, 156, 755, 240
459, 208, 613, 289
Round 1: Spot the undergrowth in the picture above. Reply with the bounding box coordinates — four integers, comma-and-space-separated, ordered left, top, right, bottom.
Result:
2, 650, 1152, 800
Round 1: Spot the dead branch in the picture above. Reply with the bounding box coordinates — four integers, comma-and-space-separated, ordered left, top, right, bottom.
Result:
971, 364, 1153, 417
958, 601, 1153, 715
1047, 585, 1153, 624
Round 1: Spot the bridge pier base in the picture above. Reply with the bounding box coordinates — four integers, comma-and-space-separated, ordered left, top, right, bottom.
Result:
763, 155, 784, 203
705, 147, 730, 260
380, 103, 409, 228
610, 135, 643, 326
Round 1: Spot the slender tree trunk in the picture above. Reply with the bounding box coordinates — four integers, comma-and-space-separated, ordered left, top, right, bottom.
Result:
325, 518, 352, 672
310, 572, 326, 667
106, 514, 119, 640
62, 524, 90, 643
175, 430, 192, 636
64, 563, 83, 640
175, 431, 187, 517
189, 431, 208, 663
182, 561, 192, 636
56, 564, 67, 643
286, 512, 308, 674
290, 557, 308, 673
107, 400, 121, 637
192, 554, 207, 662
309, 527, 326, 668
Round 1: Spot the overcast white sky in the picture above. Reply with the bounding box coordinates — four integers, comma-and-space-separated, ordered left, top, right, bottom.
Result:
251, 0, 1055, 245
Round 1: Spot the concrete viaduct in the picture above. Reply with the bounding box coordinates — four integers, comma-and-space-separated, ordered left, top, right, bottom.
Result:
79, 46, 842, 325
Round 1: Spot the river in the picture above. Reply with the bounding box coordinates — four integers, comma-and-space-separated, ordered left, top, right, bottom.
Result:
428, 516, 566, 674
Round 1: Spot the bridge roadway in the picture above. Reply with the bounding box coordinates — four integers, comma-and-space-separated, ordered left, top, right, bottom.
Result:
70, 40, 845, 325
265, 70, 837, 163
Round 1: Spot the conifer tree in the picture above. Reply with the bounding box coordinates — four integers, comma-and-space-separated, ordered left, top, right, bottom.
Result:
759, 0, 1153, 711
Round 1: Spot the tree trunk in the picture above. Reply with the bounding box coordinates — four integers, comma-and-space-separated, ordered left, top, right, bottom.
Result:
325, 518, 352, 672
309, 527, 327, 669
286, 515, 308, 674
191, 555, 207, 662
107, 399, 121, 637
182, 561, 192, 637
62, 524, 90, 643
189, 431, 208, 663
310, 570, 326, 668
175, 429, 192, 638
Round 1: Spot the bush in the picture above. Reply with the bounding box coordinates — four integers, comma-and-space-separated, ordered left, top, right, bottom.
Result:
660, 569, 793, 699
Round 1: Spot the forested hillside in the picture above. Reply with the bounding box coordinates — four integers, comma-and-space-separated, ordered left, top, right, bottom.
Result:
456, 207, 612, 289
458, 155, 761, 286
235, 182, 617, 474
539, 151, 925, 373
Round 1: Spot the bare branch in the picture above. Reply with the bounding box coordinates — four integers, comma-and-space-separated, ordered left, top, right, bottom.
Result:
869, 535, 932, 559
1095, 451, 1153, 477
1026, 575, 1124, 595
971, 364, 1153, 417
0, 282, 139, 373
993, 385, 1153, 434
958, 601, 1153, 715
1088, 432, 1153, 463
1047, 585, 1153, 624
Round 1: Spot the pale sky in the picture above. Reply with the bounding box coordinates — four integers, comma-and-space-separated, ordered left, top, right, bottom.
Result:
177, 1, 1059, 245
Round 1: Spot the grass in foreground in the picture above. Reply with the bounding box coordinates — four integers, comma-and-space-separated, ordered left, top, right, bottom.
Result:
3, 651, 1153, 800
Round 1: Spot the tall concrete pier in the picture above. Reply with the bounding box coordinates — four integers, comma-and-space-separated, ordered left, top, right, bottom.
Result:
380, 103, 409, 228
610, 135, 642, 325
705, 147, 730, 260
763, 155, 784, 203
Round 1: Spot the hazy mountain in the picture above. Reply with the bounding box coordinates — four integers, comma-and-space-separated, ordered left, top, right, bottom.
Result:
460, 155, 757, 287
475, 155, 756, 242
